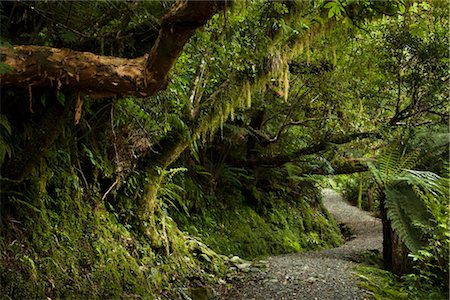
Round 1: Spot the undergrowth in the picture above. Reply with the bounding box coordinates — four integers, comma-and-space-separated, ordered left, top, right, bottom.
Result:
356, 266, 448, 300
0, 151, 226, 299
0, 97, 226, 299
171, 168, 343, 259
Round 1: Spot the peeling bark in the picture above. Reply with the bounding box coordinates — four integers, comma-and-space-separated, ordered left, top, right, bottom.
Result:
0, 1, 224, 98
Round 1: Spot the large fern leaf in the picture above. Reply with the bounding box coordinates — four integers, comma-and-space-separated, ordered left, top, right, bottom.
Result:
378, 147, 402, 177
385, 184, 427, 252
370, 147, 421, 186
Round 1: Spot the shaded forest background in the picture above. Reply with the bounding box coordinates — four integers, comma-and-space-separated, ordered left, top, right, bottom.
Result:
0, 1, 448, 299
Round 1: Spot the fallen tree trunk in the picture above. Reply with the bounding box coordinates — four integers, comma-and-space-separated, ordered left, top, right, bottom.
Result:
0, 0, 224, 99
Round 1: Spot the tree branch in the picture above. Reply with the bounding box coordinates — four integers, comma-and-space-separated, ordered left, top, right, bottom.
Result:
0, 0, 224, 99
247, 117, 326, 146
245, 132, 381, 167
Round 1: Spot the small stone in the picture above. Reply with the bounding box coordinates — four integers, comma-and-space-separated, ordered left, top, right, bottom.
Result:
229, 256, 241, 263
236, 263, 252, 271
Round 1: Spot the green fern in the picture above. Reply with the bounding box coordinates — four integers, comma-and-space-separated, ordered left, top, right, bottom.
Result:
385, 183, 429, 252
0, 114, 12, 165
370, 147, 421, 185
369, 146, 443, 252
158, 167, 189, 214
220, 166, 253, 188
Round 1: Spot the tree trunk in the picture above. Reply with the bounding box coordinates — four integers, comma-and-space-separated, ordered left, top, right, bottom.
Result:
380, 189, 412, 274
380, 190, 393, 270
137, 133, 189, 245
391, 231, 413, 275
0, 1, 224, 99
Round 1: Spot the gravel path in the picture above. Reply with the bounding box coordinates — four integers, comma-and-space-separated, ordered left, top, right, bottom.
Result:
216, 189, 382, 300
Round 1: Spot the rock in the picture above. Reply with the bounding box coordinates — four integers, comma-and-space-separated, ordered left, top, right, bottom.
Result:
236, 262, 252, 271
229, 256, 241, 263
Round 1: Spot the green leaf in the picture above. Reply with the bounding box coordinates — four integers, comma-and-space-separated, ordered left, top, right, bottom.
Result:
56, 92, 66, 106
0, 63, 13, 75
82, 144, 99, 168
0, 114, 12, 134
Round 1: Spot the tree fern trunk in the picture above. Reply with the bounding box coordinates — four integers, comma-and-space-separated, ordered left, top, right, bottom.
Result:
380, 190, 393, 270
380, 189, 413, 274
391, 231, 413, 275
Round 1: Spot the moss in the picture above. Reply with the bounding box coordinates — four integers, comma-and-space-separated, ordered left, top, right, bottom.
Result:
357, 265, 449, 300
1, 184, 226, 299
0, 107, 226, 299
173, 183, 343, 260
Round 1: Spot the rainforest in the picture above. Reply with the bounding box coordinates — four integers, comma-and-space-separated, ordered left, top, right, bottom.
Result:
0, 1, 448, 299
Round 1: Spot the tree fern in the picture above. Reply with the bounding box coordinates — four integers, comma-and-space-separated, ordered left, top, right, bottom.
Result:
385, 183, 429, 252
370, 147, 421, 185
370, 146, 442, 253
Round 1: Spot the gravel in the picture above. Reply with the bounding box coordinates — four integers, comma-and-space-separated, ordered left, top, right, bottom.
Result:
215, 189, 382, 300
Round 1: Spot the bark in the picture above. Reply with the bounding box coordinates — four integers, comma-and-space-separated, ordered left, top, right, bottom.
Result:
380, 189, 412, 274
380, 190, 393, 270
137, 132, 189, 244
391, 231, 413, 275
0, 1, 224, 98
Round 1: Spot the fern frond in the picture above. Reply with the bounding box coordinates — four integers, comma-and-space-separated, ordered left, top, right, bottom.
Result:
385, 185, 426, 252
0, 114, 12, 134
284, 162, 303, 178
220, 166, 249, 187
378, 147, 402, 176
397, 148, 421, 172
402, 170, 443, 196
372, 147, 422, 186
367, 162, 385, 186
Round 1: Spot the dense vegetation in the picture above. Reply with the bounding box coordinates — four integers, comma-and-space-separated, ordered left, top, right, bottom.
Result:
1, 1, 448, 299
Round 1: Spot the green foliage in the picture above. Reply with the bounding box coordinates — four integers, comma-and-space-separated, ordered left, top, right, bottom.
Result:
171, 162, 343, 259
407, 171, 449, 285
324, 1, 346, 20
1, 0, 448, 298
0, 114, 12, 165
158, 167, 189, 214
0, 98, 226, 299
384, 183, 428, 252
365, 144, 449, 290
357, 266, 448, 300
369, 147, 420, 185
1, 1, 170, 57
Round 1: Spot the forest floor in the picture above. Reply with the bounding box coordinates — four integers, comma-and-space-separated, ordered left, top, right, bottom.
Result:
215, 189, 382, 300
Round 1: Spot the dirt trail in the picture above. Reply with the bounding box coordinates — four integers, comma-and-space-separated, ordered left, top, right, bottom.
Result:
217, 189, 382, 300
